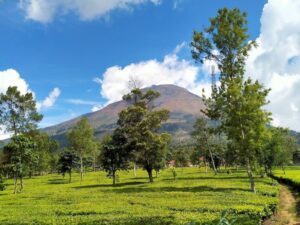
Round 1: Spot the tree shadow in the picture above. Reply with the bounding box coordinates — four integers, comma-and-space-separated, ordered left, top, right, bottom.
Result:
104, 185, 248, 194
162, 176, 249, 182
47, 178, 68, 184
73, 181, 146, 189
130, 177, 149, 180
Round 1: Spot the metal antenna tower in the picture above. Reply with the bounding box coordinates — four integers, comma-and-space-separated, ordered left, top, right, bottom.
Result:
211, 65, 216, 88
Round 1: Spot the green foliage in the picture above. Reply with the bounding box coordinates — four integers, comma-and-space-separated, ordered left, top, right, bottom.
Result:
2, 135, 35, 193
0, 86, 42, 135
119, 88, 171, 182
191, 8, 271, 192
0, 168, 279, 224
170, 167, 177, 181
68, 117, 96, 183
0, 176, 5, 191
191, 8, 256, 79
262, 128, 297, 174
173, 147, 191, 168
26, 130, 59, 175
58, 149, 80, 183
99, 134, 131, 185
191, 118, 226, 173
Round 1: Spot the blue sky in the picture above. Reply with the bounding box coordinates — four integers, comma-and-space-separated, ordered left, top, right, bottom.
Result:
3, 0, 300, 132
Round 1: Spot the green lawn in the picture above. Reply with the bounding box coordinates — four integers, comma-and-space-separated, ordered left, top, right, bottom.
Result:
0, 168, 279, 225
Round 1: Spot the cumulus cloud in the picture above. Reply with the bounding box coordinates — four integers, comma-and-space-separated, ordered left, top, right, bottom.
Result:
246, 0, 300, 131
94, 43, 211, 104
37, 88, 61, 111
0, 69, 60, 139
91, 105, 104, 112
19, 0, 161, 23
0, 69, 31, 94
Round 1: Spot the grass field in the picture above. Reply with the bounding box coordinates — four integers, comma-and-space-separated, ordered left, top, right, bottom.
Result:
0, 168, 279, 225
273, 166, 300, 184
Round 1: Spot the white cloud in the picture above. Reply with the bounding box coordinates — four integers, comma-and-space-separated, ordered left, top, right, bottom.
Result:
37, 87, 61, 111
67, 99, 99, 106
173, 0, 182, 9
91, 105, 104, 112
246, 0, 300, 131
66, 98, 103, 112
0, 69, 60, 139
95, 43, 211, 104
0, 69, 30, 94
19, 0, 161, 23
0, 69, 60, 111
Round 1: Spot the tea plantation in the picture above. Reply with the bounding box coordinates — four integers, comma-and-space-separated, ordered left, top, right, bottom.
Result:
0, 168, 279, 225
273, 166, 300, 184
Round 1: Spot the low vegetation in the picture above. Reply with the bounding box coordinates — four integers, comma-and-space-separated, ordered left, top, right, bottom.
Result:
0, 168, 279, 225
272, 167, 300, 189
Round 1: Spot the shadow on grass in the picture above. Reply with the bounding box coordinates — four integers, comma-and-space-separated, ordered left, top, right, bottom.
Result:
48, 178, 69, 184
103, 185, 248, 194
73, 181, 146, 189
161, 176, 249, 182
130, 177, 149, 180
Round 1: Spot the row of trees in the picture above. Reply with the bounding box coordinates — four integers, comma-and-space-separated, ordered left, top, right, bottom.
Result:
54, 87, 172, 185
0, 83, 172, 191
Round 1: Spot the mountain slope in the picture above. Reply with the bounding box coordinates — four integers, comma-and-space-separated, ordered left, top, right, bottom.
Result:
43, 84, 205, 144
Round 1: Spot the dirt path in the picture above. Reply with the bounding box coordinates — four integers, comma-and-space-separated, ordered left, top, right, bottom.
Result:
264, 185, 300, 225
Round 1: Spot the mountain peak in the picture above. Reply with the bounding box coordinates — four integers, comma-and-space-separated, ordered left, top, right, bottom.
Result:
43, 84, 205, 144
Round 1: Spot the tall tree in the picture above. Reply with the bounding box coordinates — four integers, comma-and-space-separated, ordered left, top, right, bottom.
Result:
58, 149, 79, 183
99, 133, 130, 185
262, 128, 296, 175
120, 88, 171, 182
26, 130, 59, 176
68, 117, 95, 183
3, 135, 35, 193
0, 86, 42, 136
192, 118, 219, 175
0, 86, 42, 193
172, 145, 192, 169
191, 8, 270, 192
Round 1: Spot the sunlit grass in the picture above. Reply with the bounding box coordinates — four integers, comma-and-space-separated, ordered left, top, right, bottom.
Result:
0, 167, 279, 224
273, 166, 300, 184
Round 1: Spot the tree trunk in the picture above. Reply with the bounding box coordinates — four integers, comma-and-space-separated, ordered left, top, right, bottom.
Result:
133, 163, 137, 177
112, 170, 116, 185
13, 174, 18, 194
93, 154, 96, 172
281, 165, 286, 175
246, 159, 255, 193
146, 168, 153, 183
20, 174, 23, 192
80, 156, 83, 184
208, 148, 217, 175
69, 171, 72, 183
